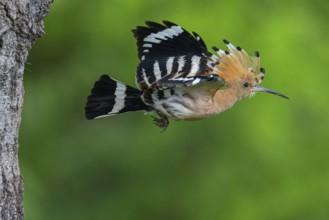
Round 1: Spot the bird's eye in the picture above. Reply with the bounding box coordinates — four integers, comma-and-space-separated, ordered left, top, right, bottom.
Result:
243, 82, 249, 88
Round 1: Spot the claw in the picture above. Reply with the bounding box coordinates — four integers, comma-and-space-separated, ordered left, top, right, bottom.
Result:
152, 115, 169, 132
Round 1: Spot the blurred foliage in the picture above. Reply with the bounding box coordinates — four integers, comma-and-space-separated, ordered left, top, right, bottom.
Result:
20, 0, 329, 219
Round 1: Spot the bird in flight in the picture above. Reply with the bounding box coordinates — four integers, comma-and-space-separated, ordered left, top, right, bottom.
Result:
85, 21, 288, 131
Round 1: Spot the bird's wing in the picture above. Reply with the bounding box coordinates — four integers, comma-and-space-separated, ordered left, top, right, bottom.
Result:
132, 21, 218, 90
154, 74, 225, 90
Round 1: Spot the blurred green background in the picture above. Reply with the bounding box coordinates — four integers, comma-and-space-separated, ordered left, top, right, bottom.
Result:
21, 0, 329, 219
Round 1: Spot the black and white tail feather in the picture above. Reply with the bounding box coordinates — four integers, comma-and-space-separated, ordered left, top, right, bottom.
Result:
85, 75, 149, 119
85, 20, 225, 131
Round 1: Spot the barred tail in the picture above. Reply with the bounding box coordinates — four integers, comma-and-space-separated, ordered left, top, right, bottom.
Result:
85, 75, 149, 120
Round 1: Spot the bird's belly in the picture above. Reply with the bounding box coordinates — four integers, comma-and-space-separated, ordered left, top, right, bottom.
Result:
152, 95, 216, 120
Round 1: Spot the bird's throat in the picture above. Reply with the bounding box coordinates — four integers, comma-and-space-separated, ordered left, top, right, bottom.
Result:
213, 88, 241, 113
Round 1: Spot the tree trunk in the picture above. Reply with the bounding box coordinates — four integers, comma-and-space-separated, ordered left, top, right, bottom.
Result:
0, 0, 53, 219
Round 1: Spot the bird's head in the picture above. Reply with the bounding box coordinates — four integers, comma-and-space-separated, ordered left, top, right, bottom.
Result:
211, 40, 288, 100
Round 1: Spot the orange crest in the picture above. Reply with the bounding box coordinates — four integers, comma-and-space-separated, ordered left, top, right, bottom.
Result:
210, 40, 264, 85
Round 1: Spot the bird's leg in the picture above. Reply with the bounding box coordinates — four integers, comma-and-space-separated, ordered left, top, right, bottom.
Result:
152, 112, 169, 132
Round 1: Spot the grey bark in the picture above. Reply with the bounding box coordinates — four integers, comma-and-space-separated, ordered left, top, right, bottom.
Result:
0, 0, 53, 219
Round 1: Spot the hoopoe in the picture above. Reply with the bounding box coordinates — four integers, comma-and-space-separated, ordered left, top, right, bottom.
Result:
85, 21, 288, 131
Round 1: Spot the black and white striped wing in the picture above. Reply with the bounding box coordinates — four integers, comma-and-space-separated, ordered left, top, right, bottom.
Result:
133, 21, 215, 90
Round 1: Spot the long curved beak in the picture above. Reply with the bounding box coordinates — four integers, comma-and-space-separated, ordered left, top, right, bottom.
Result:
253, 86, 289, 99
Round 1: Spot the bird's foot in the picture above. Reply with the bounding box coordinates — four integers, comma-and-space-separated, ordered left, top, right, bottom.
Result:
152, 115, 169, 132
